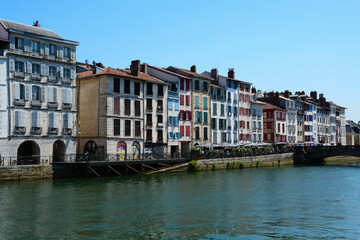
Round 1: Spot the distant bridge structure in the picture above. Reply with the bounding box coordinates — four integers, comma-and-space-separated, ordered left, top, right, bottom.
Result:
294, 146, 360, 165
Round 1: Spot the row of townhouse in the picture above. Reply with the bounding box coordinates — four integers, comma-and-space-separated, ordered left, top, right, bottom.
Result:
0, 18, 349, 166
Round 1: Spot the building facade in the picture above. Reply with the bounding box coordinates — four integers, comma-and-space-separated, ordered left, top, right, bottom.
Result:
263, 103, 287, 143
210, 84, 227, 145
250, 91, 265, 143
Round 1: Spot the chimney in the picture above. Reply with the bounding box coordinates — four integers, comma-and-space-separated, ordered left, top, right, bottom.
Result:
284, 90, 290, 98
210, 68, 218, 84
33, 20, 41, 27
228, 68, 235, 79
130, 60, 140, 76
274, 92, 280, 106
92, 61, 97, 74
140, 63, 147, 74
251, 87, 257, 94
190, 65, 196, 73
310, 91, 317, 101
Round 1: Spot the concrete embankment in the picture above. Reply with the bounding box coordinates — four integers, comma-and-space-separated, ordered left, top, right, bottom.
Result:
0, 165, 53, 181
324, 156, 360, 166
148, 153, 293, 174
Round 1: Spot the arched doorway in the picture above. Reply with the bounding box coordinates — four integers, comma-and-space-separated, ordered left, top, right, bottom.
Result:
84, 140, 97, 154
117, 141, 126, 160
53, 140, 65, 163
17, 141, 40, 165
131, 142, 141, 160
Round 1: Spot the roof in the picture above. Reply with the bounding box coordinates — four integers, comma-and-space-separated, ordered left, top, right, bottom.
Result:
279, 95, 294, 102
0, 38, 10, 43
77, 67, 164, 83
147, 65, 191, 80
251, 100, 266, 105
210, 84, 226, 89
336, 105, 347, 110
0, 18, 65, 40
167, 66, 213, 80
203, 70, 252, 85
263, 103, 287, 111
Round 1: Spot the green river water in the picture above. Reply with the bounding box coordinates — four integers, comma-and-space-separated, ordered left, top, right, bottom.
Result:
0, 166, 359, 239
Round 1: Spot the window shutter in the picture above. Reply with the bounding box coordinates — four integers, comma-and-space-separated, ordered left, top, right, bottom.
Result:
41, 64, 47, 75
24, 39, 30, 52
114, 98, 120, 114
189, 111, 192, 120
67, 89, 71, 104
9, 59, 15, 71
14, 83, 20, 100
68, 113, 73, 129
19, 111, 25, 127
9, 35, 15, 49
70, 69, 75, 80
186, 95, 190, 106
59, 67, 63, 78
54, 113, 58, 128
15, 111, 19, 127
62, 89, 66, 103
40, 42, 45, 55
48, 87, 53, 103
70, 47, 75, 60
186, 80, 190, 91
199, 112, 202, 123
23, 61, 26, 73
40, 87, 45, 102
25, 85, 30, 100
180, 79, 184, 90
180, 95, 184, 105
49, 113, 54, 128
27, 62, 32, 73
32, 112, 37, 127
44, 43, 49, 55
59, 46, 64, 58
183, 111, 187, 120
64, 113, 69, 129
45, 65, 49, 75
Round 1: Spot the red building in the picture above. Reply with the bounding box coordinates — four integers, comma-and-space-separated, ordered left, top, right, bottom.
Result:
263, 103, 287, 143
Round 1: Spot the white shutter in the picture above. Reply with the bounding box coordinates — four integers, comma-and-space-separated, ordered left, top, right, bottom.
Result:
70, 69, 75, 80
24, 39, 30, 52
68, 113, 73, 129
14, 83, 20, 100
40, 42, 45, 55
48, 87, 53, 103
19, 111, 25, 127
45, 65, 49, 76
59, 67, 63, 78
70, 47, 75, 60
62, 88, 66, 103
40, 87, 45, 102
9, 35, 15, 49
15, 111, 19, 127
67, 89, 71, 104
63, 113, 68, 129
41, 64, 46, 75
53, 113, 58, 128
23, 61, 26, 73
59, 46, 63, 58
32, 112, 37, 127
25, 85, 30, 101
37, 112, 41, 127
49, 113, 54, 128
44, 43, 49, 55
27, 62, 32, 73
9, 59, 15, 72
53, 88, 57, 102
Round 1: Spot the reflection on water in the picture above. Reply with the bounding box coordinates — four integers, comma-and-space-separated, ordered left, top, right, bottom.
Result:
0, 166, 359, 239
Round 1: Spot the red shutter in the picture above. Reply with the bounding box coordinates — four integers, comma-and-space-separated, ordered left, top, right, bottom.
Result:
180, 95, 184, 105
180, 79, 184, 90
189, 111, 192, 120
247, 121, 249, 129
183, 111, 187, 120
186, 95, 190, 106
180, 126, 184, 136
186, 126, 190, 136
114, 97, 120, 115
186, 80, 190, 91
282, 124, 284, 133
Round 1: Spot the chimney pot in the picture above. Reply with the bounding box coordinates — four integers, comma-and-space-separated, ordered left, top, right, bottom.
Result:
141, 63, 148, 74
130, 60, 141, 76
190, 65, 196, 73
228, 68, 235, 79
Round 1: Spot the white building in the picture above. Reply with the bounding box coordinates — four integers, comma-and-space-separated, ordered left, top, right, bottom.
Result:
210, 84, 227, 145
250, 91, 265, 143
0, 19, 78, 165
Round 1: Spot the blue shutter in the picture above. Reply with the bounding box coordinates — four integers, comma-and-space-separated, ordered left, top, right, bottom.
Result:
44, 43, 49, 55
9, 59, 15, 72
168, 99, 173, 110
70, 47, 75, 60
49, 113, 54, 128
27, 62, 32, 73
175, 100, 179, 111
40, 42, 45, 55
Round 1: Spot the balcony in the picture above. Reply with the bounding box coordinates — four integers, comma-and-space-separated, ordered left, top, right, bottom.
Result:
31, 127, 42, 135
31, 100, 41, 107
62, 78, 71, 85
14, 71, 25, 78
14, 127, 26, 134
63, 128, 72, 135
157, 107, 163, 113
146, 122, 153, 128
233, 99, 238, 104
48, 102, 58, 109
48, 75, 57, 83
62, 103, 72, 110
31, 73, 41, 81
14, 99, 25, 106
168, 91, 178, 97
146, 136, 153, 142
48, 128, 58, 135
227, 98, 231, 102
31, 52, 40, 58
157, 123, 164, 128
157, 137, 163, 143
146, 107, 153, 112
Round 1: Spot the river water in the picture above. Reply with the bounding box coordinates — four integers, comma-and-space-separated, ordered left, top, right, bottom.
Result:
0, 166, 359, 239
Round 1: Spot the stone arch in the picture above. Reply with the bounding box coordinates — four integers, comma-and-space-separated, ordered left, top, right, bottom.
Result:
53, 140, 65, 163
131, 141, 141, 160
17, 141, 40, 165
117, 141, 127, 160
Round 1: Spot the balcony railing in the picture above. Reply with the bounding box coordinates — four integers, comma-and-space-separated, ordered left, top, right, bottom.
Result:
62, 103, 72, 110
48, 75, 57, 83
31, 100, 41, 107
63, 128, 72, 135
14, 71, 25, 78
14, 99, 25, 106
62, 78, 71, 85
31, 73, 41, 81
48, 102, 58, 108
31, 127, 42, 135
14, 127, 26, 134
48, 128, 58, 135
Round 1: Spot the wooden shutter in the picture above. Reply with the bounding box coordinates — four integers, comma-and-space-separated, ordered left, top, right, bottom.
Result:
32, 112, 37, 127
40, 87, 45, 102
24, 39, 30, 52
49, 112, 54, 128
189, 111, 192, 120
114, 98, 120, 115
48, 87, 53, 103
70, 47, 75, 60
19, 111, 25, 127
15, 111, 19, 127
186, 80, 190, 91
186, 95, 190, 106
53, 113, 58, 128
68, 113, 72, 128
40, 42, 45, 55
58, 45, 64, 58
53, 88, 57, 102
39, 64, 46, 76
180, 126, 184, 136
25, 85, 30, 100
70, 69, 75, 80
14, 83, 20, 100
62, 89, 66, 103
9, 35, 15, 49
27, 62, 32, 73
180, 79, 184, 90
180, 95, 184, 105
9, 59, 15, 71
44, 43, 49, 55
63, 113, 68, 129
186, 126, 190, 136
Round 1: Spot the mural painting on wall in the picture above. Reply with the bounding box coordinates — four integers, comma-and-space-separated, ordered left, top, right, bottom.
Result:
131, 142, 141, 160
117, 141, 126, 160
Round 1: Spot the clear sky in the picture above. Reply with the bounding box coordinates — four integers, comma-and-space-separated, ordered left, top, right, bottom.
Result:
2, 0, 359, 121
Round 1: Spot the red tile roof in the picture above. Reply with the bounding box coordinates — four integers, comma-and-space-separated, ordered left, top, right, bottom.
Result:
148, 65, 191, 80
167, 66, 213, 80
263, 103, 287, 111
210, 83, 226, 89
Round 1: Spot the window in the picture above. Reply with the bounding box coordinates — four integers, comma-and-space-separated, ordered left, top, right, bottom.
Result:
194, 80, 200, 91
147, 114, 152, 126
135, 121, 141, 137
186, 126, 190, 136
211, 118, 217, 129
49, 112, 57, 129
204, 127, 208, 140
114, 78, 120, 93
174, 100, 179, 111
48, 87, 57, 103
64, 68, 70, 78
168, 99, 173, 110
158, 130, 163, 141
146, 99, 152, 111
180, 95, 184, 105
203, 112, 208, 124
32, 41, 39, 53
124, 79, 130, 94
203, 97, 208, 109
180, 79, 184, 90
32, 64, 40, 74
135, 100, 141, 116
186, 79, 190, 91
31, 112, 40, 128
158, 85, 163, 96
158, 115, 163, 124
134, 82, 140, 95
186, 95, 190, 106
15, 37, 23, 50
195, 96, 200, 108
203, 82, 208, 92
114, 119, 120, 136
15, 61, 24, 72
50, 44, 56, 56
114, 98, 120, 115
195, 127, 200, 140
147, 129, 153, 141
32, 86, 41, 101
146, 83, 153, 96
180, 126, 184, 136
125, 99, 131, 115
125, 120, 131, 136
64, 47, 70, 58
49, 66, 56, 76
213, 103, 217, 116
63, 113, 71, 129
157, 100, 163, 112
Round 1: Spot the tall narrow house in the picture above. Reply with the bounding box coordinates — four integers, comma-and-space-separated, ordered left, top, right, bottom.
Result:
0, 19, 79, 165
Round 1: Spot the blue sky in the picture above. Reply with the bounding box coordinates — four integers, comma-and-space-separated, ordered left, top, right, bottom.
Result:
2, 0, 359, 121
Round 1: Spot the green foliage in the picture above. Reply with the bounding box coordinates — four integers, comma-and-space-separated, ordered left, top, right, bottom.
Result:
239, 162, 245, 169
212, 163, 216, 170
188, 160, 200, 171
190, 148, 202, 160
256, 160, 260, 167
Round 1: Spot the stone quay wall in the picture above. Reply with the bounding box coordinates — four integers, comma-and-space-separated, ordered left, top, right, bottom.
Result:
0, 165, 53, 181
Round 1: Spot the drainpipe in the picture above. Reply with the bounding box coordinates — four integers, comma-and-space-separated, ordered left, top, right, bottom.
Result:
7, 56, 11, 140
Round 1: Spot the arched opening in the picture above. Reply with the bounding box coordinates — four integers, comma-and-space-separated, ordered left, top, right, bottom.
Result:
84, 140, 97, 154
131, 141, 141, 160
17, 141, 40, 165
117, 141, 126, 160
53, 140, 65, 163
